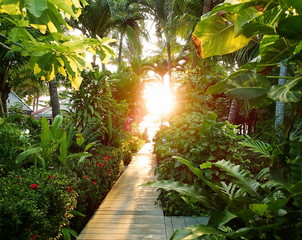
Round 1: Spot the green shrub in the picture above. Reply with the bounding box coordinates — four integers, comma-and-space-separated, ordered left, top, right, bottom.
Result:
66, 145, 124, 231
0, 168, 78, 240
153, 111, 252, 215
0, 118, 31, 173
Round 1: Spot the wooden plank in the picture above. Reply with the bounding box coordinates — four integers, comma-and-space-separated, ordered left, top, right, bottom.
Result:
164, 217, 174, 240
77, 143, 166, 240
77, 233, 166, 240
184, 216, 199, 227
197, 216, 209, 225
171, 216, 186, 231
84, 222, 165, 229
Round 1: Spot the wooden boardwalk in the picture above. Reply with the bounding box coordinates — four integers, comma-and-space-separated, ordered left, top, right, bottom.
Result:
77, 143, 208, 240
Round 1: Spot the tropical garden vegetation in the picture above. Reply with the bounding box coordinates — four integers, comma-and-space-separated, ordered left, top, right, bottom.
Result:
1, 0, 302, 239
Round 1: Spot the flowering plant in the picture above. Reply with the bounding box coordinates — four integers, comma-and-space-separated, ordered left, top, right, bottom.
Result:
0, 168, 78, 240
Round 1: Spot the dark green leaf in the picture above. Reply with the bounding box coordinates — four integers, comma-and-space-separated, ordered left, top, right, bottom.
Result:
276, 16, 302, 40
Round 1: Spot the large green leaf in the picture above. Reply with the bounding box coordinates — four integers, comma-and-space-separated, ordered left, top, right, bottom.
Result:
174, 156, 230, 205
143, 180, 214, 208
16, 147, 43, 164
268, 75, 302, 102
226, 73, 270, 100
206, 80, 228, 95
59, 132, 67, 165
192, 12, 252, 58
41, 117, 51, 148
259, 36, 299, 64
242, 6, 283, 37
214, 160, 260, 199
24, 0, 47, 18
171, 224, 225, 240
276, 16, 302, 40
208, 208, 237, 227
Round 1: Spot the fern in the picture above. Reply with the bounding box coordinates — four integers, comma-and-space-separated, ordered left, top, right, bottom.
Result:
240, 135, 272, 159
214, 160, 261, 199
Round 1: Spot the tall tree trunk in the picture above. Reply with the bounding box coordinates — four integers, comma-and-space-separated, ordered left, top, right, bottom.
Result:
118, 31, 124, 67
49, 78, 60, 118
167, 41, 172, 88
228, 99, 238, 124
0, 82, 10, 116
275, 63, 287, 134
203, 0, 213, 14
36, 92, 40, 111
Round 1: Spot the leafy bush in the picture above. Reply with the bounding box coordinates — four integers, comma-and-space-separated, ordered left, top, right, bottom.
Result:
0, 118, 31, 173
154, 111, 245, 179
146, 158, 302, 240
153, 111, 248, 215
0, 168, 78, 240
66, 145, 124, 231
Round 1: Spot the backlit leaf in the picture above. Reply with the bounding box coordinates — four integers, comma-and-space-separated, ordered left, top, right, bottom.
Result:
192, 11, 252, 58
24, 0, 47, 18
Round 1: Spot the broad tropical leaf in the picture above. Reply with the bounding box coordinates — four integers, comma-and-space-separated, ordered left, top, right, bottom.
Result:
259, 36, 299, 64
192, 12, 252, 58
213, 160, 260, 198
208, 208, 237, 227
276, 16, 302, 40
16, 147, 43, 164
24, 0, 47, 18
242, 6, 283, 37
268, 75, 302, 102
143, 180, 214, 208
41, 117, 51, 148
170, 224, 225, 240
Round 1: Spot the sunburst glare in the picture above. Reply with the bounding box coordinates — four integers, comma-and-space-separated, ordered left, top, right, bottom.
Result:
144, 82, 174, 116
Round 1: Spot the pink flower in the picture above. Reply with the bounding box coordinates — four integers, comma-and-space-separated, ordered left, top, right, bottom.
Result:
30, 184, 39, 190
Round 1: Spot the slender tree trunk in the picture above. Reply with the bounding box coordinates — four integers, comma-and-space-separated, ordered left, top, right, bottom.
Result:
36, 92, 40, 111
275, 63, 287, 133
0, 82, 10, 116
167, 41, 172, 88
203, 0, 213, 14
33, 95, 36, 112
118, 31, 124, 67
228, 99, 238, 124
48, 78, 60, 118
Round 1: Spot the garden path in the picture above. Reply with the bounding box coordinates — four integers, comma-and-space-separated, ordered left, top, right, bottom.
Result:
77, 143, 208, 240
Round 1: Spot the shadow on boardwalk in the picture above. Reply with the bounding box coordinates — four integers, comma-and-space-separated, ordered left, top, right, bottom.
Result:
77, 143, 208, 240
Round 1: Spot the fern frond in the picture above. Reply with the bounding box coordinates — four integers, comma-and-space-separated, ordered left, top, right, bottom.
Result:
240, 135, 272, 159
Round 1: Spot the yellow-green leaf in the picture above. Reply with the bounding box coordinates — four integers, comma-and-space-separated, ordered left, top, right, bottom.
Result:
192, 12, 252, 58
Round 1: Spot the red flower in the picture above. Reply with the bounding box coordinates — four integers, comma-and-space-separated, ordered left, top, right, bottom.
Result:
30, 184, 39, 189
83, 175, 88, 179
31, 234, 37, 240
48, 175, 55, 180
67, 187, 73, 192
101, 163, 105, 167
103, 156, 111, 160
107, 170, 112, 175
91, 181, 97, 185
96, 162, 101, 167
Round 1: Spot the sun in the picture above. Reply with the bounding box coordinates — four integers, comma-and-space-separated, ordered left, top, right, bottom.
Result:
144, 82, 174, 116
